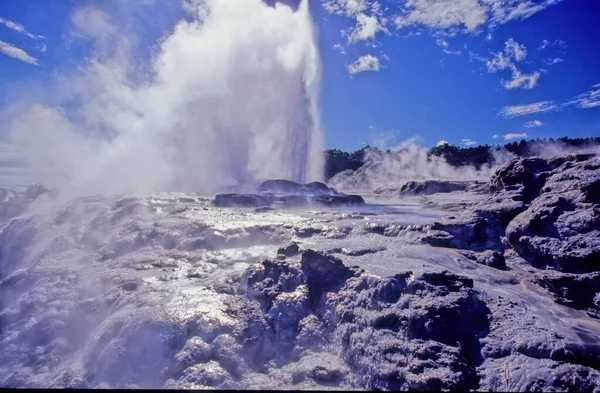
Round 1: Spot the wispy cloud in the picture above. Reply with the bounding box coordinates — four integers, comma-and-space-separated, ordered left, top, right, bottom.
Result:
499, 101, 558, 117
524, 120, 543, 128
348, 54, 381, 74
70, 5, 117, 41
502, 69, 540, 90
504, 133, 528, 141
566, 84, 600, 109
492, 134, 499, 139
499, 83, 600, 117
333, 43, 346, 55
476, 38, 540, 90
436, 38, 461, 55
538, 38, 567, 51
461, 138, 478, 146
545, 57, 564, 65
0, 40, 38, 65
0, 16, 44, 40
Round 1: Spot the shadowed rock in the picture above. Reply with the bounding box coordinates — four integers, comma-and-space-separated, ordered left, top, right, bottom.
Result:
215, 179, 365, 208
399, 180, 474, 196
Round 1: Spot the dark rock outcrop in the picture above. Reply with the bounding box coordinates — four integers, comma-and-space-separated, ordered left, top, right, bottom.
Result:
214, 193, 274, 208
424, 153, 600, 314
399, 180, 476, 196
238, 250, 491, 391
214, 180, 365, 208
459, 250, 506, 269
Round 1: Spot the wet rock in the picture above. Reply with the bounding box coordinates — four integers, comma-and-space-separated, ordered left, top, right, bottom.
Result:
258, 179, 336, 196
238, 259, 304, 312
310, 194, 365, 206
277, 242, 300, 257
427, 154, 600, 276
399, 180, 473, 196
459, 250, 506, 269
300, 250, 353, 304
504, 155, 600, 272
213, 193, 273, 208
533, 271, 600, 314
217, 180, 364, 208
238, 256, 491, 392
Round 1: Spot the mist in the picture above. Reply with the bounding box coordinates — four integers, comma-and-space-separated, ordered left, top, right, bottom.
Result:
327, 139, 497, 192
5, 0, 323, 198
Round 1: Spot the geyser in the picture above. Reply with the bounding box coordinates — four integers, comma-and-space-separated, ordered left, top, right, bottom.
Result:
7, 0, 323, 197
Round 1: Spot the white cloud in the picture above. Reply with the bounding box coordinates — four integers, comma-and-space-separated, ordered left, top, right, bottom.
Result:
443, 49, 461, 55
538, 38, 567, 50
436, 38, 461, 55
498, 101, 558, 117
333, 43, 346, 54
477, 38, 540, 90
436, 38, 449, 48
461, 138, 478, 146
0, 40, 38, 65
0, 16, 44, 40
546, 57, 564, 65
524, 120, 542, 128
504, 38, 527, 61
538, 39, 550, 50
504, 133, 528, 141
70, 5, 118, 40
502, 69, 540, 89
566, 85, 600, 109
347, 12, 387, 42
498, 83, 600, 118
323, 0, 563, 47
492, 134, 499, 139
484, 39, 526, 72
437, 140, 449, 146
348, 54, 381, 74
395, 0, 488, 31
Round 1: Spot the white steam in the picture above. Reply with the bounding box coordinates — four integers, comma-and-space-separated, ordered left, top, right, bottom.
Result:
328, 138, 498, 192
6, 0, 323, 197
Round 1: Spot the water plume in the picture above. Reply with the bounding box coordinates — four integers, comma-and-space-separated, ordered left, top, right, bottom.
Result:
6, 0, 323, 198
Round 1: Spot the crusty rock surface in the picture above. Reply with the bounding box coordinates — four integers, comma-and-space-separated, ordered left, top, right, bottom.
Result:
424, 153, 600, 314
237, 250, 600, 391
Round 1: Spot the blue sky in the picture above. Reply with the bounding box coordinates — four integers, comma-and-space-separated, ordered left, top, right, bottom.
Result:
0, 0, 599, 156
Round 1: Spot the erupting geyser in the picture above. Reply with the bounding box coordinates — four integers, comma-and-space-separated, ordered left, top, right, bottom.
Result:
8, 0, 323, 197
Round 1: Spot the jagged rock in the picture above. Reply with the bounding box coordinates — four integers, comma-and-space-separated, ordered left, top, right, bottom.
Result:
505, 155, 600, 272
238, 254, 492, 392
277, 242, 300, 257
427, 154, 600, 274
300, 250, 354, 304
533, 271, 600, 315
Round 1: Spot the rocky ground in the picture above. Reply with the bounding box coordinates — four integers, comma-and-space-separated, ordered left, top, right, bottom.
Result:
0, 156, 599, 391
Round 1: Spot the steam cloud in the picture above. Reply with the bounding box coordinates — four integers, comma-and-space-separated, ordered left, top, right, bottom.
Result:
5, 0, 323, 198
328, 138, 516, 192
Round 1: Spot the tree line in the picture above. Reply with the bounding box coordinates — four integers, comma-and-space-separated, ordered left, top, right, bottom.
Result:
324, 137, 600, 181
